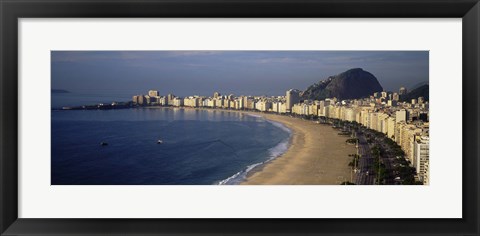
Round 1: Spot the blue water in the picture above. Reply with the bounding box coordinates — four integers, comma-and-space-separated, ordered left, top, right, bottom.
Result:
51, 108, 291, 185
52, 90, 134, 108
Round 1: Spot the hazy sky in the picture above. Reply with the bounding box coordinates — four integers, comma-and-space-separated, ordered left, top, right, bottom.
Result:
52, 51, 428, 97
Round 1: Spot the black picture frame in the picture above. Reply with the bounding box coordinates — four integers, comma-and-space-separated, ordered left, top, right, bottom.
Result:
1, 0, 479, 235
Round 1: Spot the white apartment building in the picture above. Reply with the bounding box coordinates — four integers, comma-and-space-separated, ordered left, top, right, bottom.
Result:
414, 136, 429, 184
387, 117, 396, 140
148, 90, 159, 97
396, 109, 408, 123
184, 97, 199, 107
369, 113, 378, 131
286, 89, 300, 112
172, 97, 184, 107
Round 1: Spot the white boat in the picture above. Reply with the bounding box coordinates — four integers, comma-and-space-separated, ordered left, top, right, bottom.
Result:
157, 140, 163, 144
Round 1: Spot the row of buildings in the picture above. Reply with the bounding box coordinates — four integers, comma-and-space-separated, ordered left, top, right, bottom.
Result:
132, 89, 301, 112
133, 87, 429, 184
317, 100, 429, 185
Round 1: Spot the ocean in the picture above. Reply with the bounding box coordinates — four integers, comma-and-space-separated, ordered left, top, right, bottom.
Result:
51, 93, 291, 185
51, 89, 135, 109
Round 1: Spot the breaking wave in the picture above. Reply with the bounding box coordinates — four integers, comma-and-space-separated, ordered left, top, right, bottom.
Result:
217, 119, 292, 185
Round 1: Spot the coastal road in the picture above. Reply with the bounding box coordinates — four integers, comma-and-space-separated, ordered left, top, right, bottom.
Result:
354, 134, 375, 185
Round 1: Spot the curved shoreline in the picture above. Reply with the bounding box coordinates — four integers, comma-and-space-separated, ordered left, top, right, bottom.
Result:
64, 105, 355, 184
216, 116, 293, 185
240, 113, 356, 185
145, 106, 355, 185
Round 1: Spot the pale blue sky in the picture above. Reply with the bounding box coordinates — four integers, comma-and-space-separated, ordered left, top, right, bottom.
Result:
52, 51, 428, 96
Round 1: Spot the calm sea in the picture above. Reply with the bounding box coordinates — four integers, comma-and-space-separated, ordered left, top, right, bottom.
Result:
51, 93, 291, 185
51, 90, 135, 109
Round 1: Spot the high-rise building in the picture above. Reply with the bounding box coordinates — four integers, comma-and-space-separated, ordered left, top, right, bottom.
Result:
216, 97, 224, 108
237, 96, 243, 109
167, 94, 175, 106
396, 109, 409, 123
387, 100, 397, 107
394, 121, 406, 144
214, 92, 221, 98
172, 97, 183, 107
132, 95, 140, 104
278, 103, 287, 113
318, 100, 331, 117
344, 108, 355, 122
378, 113, 389, 134
392, 93, 400, 101
369, 113, 378, 131
137, 95, 147, 105
414, 136, 429, 184
159, 96, 168, 106
423, 159, 430, 185
206, 99, 216, 107
184, 96, 199, 107
286, 89, 300, 112
272, 101, 279, 113
387, 117, 396, 140
144, 95, 152, 105
152, 96, 161, 104
148, 90, 159, 97
399, 87, 408, 95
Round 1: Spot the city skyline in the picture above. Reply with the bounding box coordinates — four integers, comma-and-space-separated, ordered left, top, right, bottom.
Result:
125, 85, 428, 185
58, 84, 429, 185
51, 50, 429, 185
52, 51, 429, 97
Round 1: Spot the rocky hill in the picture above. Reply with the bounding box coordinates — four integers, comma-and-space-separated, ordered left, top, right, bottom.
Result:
401, 84, 429, 102
300, 68, 383, 100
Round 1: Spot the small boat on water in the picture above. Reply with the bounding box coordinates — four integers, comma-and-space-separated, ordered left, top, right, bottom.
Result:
157, 139, 163, 144
100, 142, 108, 146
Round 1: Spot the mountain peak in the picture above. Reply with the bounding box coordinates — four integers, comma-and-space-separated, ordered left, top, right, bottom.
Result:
346, 68, 364, 72
301, 68, 383, 100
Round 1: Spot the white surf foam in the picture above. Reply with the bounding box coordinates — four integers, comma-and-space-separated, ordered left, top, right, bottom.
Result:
216, 120, 292, 185
245, 113, 263, 118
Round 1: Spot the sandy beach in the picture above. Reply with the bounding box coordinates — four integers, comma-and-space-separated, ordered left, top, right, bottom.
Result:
241, 113, 356, 185
146, 106, 356, 185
